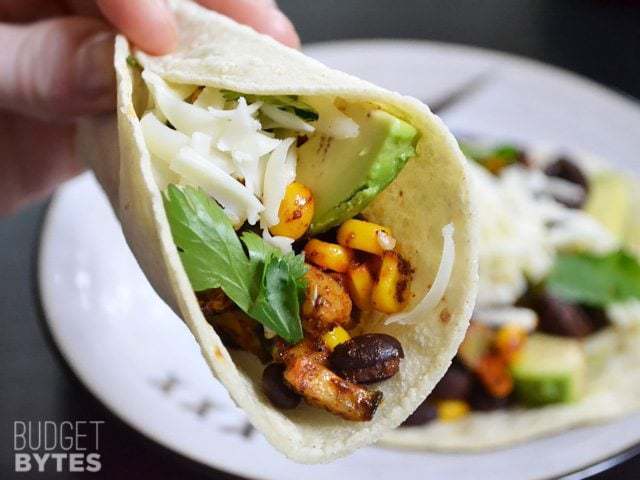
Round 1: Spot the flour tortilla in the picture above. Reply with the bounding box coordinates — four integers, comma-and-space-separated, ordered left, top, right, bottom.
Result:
77, 0, 478, 463
380, 149, 640, 452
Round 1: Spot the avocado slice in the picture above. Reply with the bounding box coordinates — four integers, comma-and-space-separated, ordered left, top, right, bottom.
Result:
296, 103, 418, 234
584, 172, 631, 239
624, 181, 640, 255
510, 334, 586, 407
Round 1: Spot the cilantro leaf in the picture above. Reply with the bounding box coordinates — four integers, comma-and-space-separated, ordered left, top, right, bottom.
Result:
163, 186, 306, 343
241, 231, 307, 283
248, 255, 305, 343
546, 250, 640, 307
459, 142, 522, 174
126, 55, 141, 69
242, 232, 308, 338
241, 231, 277, 264
162, 185, 253, 308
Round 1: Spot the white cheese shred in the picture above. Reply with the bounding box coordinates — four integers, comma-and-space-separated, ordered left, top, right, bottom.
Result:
140, 112, 188, 164
376, 230, 397, 251
171, 146, 263, 226
260, 104, 315, 133
262, 138, 296, 227
142, 71, 223, 136
473, 307, 538, 332
386, 223, 455, 325
262, 229, 294, 254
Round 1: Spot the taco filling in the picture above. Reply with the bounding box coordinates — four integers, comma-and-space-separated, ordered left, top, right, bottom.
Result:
402, 142, 640, 427
133, 66, 457, 422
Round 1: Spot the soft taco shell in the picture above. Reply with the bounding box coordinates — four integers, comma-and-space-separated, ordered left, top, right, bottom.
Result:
77, 0, 478, 463
381, 149, 640, 452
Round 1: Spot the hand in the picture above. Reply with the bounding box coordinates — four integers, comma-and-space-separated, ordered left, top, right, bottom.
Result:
0, 0, 299, 215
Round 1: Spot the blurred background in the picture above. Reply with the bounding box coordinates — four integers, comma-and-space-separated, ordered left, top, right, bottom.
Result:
281, 0, 640, 100
1, 1, 639, 478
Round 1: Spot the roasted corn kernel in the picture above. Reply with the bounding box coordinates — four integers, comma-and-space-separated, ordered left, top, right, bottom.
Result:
337, 219, 395, 256
270, 182, 314, 240
346, 263, 375, 311
371, 251, 410, 314
436, 400, 470, 422
304, 239, 354, 273
494, 324, 528, 363
322, 326, 351, 351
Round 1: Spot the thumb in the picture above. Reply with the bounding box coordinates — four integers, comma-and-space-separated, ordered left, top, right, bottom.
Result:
0, 17, 116, 121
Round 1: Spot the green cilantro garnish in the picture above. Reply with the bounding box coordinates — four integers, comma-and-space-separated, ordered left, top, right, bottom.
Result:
459, 142, 522, 174
126, 55, 141, 69
163, 185, 306, 343
221, 90, 319, 121
546, 250, 640, 307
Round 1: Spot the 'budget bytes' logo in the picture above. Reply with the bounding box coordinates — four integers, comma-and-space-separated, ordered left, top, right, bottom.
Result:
13, 421, 104, 473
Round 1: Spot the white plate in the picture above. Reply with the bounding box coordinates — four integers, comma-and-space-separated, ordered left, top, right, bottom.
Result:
39, 40, 640, 480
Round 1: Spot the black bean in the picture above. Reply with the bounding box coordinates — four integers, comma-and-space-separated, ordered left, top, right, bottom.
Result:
262, 363, 301, 409
401, 400, 437, 427
531, 290, 595, 338
544, 157, 589, 208
545, 157, 589, 189
582, 305, 610, 332
329, 333, 404, 384
431, 363, 474, 401
468, 381, 513, 412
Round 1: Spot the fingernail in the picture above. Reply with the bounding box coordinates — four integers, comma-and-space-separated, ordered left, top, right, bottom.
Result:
75, 31, 116, 101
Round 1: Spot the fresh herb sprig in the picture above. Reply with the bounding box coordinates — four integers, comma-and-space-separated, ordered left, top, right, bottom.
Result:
459, 142, 523, 174
163, 185, 306, 343
546, 250, 640, 307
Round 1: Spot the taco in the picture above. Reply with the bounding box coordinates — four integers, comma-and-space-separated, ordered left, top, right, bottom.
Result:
382, 141, 640, 451
76, 0, 478, 463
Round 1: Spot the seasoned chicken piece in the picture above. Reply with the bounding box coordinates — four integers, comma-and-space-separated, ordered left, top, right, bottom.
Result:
302, 266, 353, 336
210, 310, 270, 363
282, 340, 382, 421
197, 288, 233, 316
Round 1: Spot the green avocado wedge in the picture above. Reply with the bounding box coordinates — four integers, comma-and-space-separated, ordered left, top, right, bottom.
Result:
584, 172, 632, 240
510, 334, 586, 407
296, 103, 418, 234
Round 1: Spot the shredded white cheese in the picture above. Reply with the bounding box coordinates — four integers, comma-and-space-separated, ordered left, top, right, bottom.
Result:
386, 223, 455, 325
472, 161, 617, 308
474, 307, 538, 332
262, 138, 296, 228
140, 112, 189, 163
140, 74, 298, 235
376, 230, 396, 251
142, 71, 224, 136
607, 300, 640, 329
262, 229, 294, 254
260, 104, 315, 133
171, 146, 263, 226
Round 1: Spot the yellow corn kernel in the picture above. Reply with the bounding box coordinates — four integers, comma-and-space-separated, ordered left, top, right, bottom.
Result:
322, 326, 351, 351
304, 239, 354, 273
371, 252, 409, 314
436, 400, 470, 422
494, 324, 528, 364
337, 219, 395, 256
270, 182, 314, 240
347, 263, 374, 311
